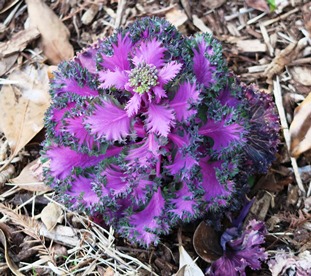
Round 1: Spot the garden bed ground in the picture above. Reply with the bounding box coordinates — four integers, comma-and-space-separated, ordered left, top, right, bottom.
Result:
0, 0, 311, 275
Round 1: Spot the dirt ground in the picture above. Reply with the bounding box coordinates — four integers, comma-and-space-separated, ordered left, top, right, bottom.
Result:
0, 0, 311, 275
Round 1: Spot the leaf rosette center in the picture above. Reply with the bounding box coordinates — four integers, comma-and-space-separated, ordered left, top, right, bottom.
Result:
128, 62, 158, 94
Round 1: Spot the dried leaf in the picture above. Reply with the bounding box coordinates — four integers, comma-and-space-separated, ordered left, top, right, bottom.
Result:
47, 65, 58, 79
103, 267, 115, 276
302, 2, 311, 38
10, 159, 52, 192
0, 54, 18, 77
203, 0, 226, 9
286, 184, 299, 206
246, 192, 271, 221
0, 228, 24, 276
41, 202, 63, 231
25, 0, 74, 64
290, 66, 311, 86
245, 0, 270, 12
290, 92, 311, 157
193, 221, 222, 263
176, 245, 204, 276
0, 64, 50, 171
0, 164, 15, 187
0, 27, 40, 58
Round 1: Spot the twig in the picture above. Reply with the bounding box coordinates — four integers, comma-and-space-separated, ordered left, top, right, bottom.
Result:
289, 57, 311, 66
273, 77, 306, 195
263, 8, 299, 27
114, 0, 126, 29
260, 24, 274, 56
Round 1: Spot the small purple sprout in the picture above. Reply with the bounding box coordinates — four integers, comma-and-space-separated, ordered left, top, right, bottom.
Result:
207, 219, 268, 276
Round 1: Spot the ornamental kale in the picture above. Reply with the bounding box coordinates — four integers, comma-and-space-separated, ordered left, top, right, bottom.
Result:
207, 219, 268, 276
42, 17, 279, 247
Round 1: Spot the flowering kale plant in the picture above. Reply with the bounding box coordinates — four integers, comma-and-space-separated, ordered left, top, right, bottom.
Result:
42, 18, 279, 246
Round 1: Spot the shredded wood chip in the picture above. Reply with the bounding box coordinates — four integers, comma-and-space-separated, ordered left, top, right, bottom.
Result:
165, 7, 188, 27
0, 27, 40, 58
264, 38, 308, 84
192, 15, 212, 34
290, 66, 311, 86
236, 39, 267, 52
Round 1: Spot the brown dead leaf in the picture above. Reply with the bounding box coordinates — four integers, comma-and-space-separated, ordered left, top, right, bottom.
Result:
51, 244, 68, 258
0, 54, 18, 77
286, 184, 299, 206
10, 159, 52, 192
245, 0, 270, 12
0, 165, 15, 187
246, 192, 271, 222
47, 65, 58, 80
0, 64, 50, 171
251, 172, 292, 195
26, 0, 74, 64
203, 0, 226, 9
103, 267, 115, 276
0, 228, 24, 276
290, 92, 311, 157
193, 221, 222, 263
103, 266, 115, 276
290, 66, 311, 86
0, 27, 40, 58
40, 202, 63, 231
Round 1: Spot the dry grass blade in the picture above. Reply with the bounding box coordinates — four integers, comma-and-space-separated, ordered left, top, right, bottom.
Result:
0, 203, 55, 267
273, 77, 306, 195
